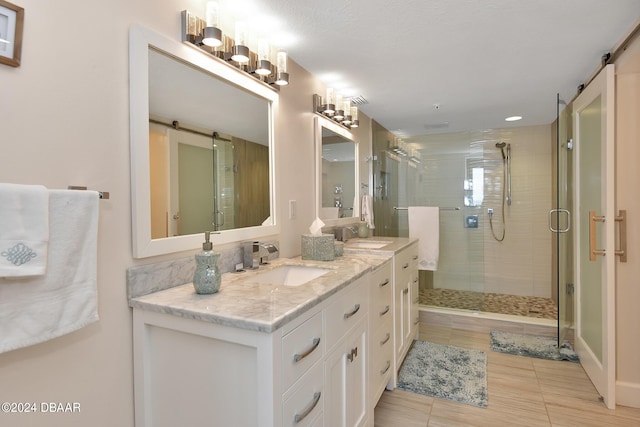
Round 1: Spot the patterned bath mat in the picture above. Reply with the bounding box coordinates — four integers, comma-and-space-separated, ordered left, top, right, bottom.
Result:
397, 340, 488, 408
490, 331, 579, 362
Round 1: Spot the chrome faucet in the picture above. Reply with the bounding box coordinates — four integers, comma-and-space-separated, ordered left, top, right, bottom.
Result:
338, 226, 358, 242
243, 241, 279, 269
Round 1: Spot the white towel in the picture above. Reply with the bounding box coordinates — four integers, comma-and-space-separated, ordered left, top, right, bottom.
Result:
408, 206, 439, 271
0, 183, 49, 277
0, 190, 99, 354
361, 195, 375, 229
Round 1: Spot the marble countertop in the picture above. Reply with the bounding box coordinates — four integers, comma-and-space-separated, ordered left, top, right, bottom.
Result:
129, 236, 416, 334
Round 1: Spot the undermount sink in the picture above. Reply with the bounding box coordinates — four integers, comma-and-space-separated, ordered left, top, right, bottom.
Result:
345, 240, 392, 249
250, 265, 332, 287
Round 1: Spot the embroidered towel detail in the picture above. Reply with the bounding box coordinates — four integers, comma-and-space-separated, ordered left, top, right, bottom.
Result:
0, 189, 99, 354
0, 183, 49, 277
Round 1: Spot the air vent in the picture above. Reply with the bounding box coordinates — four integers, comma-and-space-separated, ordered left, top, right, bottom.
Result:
349, 95, 368, 105
424, 122, 450, 130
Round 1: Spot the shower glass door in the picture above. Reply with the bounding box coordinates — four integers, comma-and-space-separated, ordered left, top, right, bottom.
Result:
555, 95, 573, 346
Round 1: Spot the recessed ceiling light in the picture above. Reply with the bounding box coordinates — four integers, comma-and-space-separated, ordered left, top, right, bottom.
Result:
505, 115, 523, 122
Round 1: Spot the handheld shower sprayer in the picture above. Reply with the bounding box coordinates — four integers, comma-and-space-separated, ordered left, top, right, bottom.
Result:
496, 142, 507, 160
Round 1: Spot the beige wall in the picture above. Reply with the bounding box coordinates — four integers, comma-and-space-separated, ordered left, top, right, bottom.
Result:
0, 1, 370, 426
614, 32, 640, 408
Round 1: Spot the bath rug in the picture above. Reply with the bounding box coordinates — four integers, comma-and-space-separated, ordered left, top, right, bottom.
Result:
490, 331, 579, 363
397, 340, 488, 408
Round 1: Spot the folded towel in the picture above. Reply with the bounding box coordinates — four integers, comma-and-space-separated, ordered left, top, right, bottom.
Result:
408, 206, 439, 271
0, 183, 49, 277
0, 189, 99, 354
362, 195, 375, 229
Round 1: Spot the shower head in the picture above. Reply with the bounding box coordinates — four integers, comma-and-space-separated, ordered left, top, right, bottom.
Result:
496, 142, 506, 160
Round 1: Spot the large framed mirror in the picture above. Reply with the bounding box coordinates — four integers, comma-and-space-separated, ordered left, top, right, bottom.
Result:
314, 116, 359, 226
130, 25, 278, 258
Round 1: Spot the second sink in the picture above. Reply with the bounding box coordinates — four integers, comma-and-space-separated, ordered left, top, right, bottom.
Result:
345, 240, 392, 249
250, 265, 332, 287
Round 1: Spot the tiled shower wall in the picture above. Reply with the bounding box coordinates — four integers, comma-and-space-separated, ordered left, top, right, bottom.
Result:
409, 125, 554, 299
372, 123, 554, 299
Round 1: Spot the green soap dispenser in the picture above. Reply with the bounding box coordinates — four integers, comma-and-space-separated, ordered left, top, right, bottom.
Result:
193, 231, 221, 294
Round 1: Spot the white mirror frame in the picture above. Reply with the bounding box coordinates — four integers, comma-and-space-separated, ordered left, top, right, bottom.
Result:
130, 25, 279, 258
314, 116, 359, 226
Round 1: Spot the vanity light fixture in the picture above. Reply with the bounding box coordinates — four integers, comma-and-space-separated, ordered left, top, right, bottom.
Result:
202, 1, 223, 47
255, 39, 272, 75
231, 21, 250, 63
274, 50, 289, 85
350, 106, 359, 128
181, 10, 291, 90
313, 93, 360, 130
322, 88, 336, 115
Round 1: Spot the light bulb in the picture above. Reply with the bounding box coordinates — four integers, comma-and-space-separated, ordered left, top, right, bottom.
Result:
202, 2, 223, 47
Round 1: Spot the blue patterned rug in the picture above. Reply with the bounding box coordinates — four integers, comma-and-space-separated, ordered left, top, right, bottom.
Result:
397, 341, 488, 408
490, 331, 579, 362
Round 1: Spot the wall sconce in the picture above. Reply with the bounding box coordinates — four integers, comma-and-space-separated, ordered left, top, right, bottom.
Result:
181, 9, 290, 89
313, 93, 359, 130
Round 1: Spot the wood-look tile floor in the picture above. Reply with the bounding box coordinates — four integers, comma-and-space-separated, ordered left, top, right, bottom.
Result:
374, 324, 640, 426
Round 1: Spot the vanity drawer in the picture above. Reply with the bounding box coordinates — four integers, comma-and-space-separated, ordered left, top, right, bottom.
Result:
371, 320, 394, 399
325, 276, 368, 352
282, 362, 324, 427
282, 311, 324, 390
370, 262, 393, 331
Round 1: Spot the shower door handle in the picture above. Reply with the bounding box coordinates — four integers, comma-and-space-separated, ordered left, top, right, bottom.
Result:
548, 209, 570, 233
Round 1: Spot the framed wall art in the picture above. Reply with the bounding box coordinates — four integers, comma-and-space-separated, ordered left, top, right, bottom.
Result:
0, 0, 23, 67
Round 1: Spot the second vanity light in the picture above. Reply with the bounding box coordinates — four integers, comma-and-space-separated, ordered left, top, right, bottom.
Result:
314, 89, 360, 130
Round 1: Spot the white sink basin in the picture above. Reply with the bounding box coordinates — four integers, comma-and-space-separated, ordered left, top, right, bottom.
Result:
250, 265, 331, 287
345, 240, 392, 249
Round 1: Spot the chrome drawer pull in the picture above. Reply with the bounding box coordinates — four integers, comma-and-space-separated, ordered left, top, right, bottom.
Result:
413, 297, 419, 304
380, 333, 391, 346
379, 278, 390, 287
403, 288, 409, 295
346, 346, 358, 362
293, 338, 321, 363
294, 391, 321, 424
402, 263, 409, 269
379, 305, 390, 317
413, 317, 419, 325
413, 278, 418, 284
412, 255, 418, 260
343, 303, 361, 319
380, 360, 391, 375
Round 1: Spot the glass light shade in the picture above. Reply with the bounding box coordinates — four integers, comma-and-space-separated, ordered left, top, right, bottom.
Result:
235, 21, 247, 46
350, 106, 358, 121
276, 50, 287, 73
206, 2, 220, 27
334, 94, 344, 120
342, 98, 352, 124
323, 88, 335, 114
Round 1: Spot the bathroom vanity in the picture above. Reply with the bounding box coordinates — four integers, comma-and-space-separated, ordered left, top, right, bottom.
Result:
129, 237, 417, 427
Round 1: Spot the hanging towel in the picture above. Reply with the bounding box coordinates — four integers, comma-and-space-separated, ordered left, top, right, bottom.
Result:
361, 195, 375, 229
0, 189, 99, 354
0, 183, 49, 277
408, 206, 439, 271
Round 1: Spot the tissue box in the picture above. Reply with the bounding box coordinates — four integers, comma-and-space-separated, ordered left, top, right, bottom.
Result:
301, 234, 335, 261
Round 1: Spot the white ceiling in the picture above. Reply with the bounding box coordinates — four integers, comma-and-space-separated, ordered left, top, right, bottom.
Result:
244, 0, 640, 137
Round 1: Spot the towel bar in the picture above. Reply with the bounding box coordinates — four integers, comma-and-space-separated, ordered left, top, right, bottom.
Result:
67, 186, 110, 200
394, 206, 459, 211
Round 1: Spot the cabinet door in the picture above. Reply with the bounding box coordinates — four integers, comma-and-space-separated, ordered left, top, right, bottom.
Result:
346, 324, 367, 427
324, 320, 367, 427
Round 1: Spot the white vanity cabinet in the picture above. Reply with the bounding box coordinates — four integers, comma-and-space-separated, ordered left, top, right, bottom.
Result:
132, 272, 371, 427
391, 241, 419, 388
367, 259, 394, 410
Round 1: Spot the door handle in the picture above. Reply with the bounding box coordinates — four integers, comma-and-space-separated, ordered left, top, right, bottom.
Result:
589, 210, 605, 261
617, 210, 627, 262
589, 210, 627, 262
549, 209, 570, 233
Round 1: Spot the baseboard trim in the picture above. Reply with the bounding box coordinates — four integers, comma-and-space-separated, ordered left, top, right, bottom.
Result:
616, 381, 640, 408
